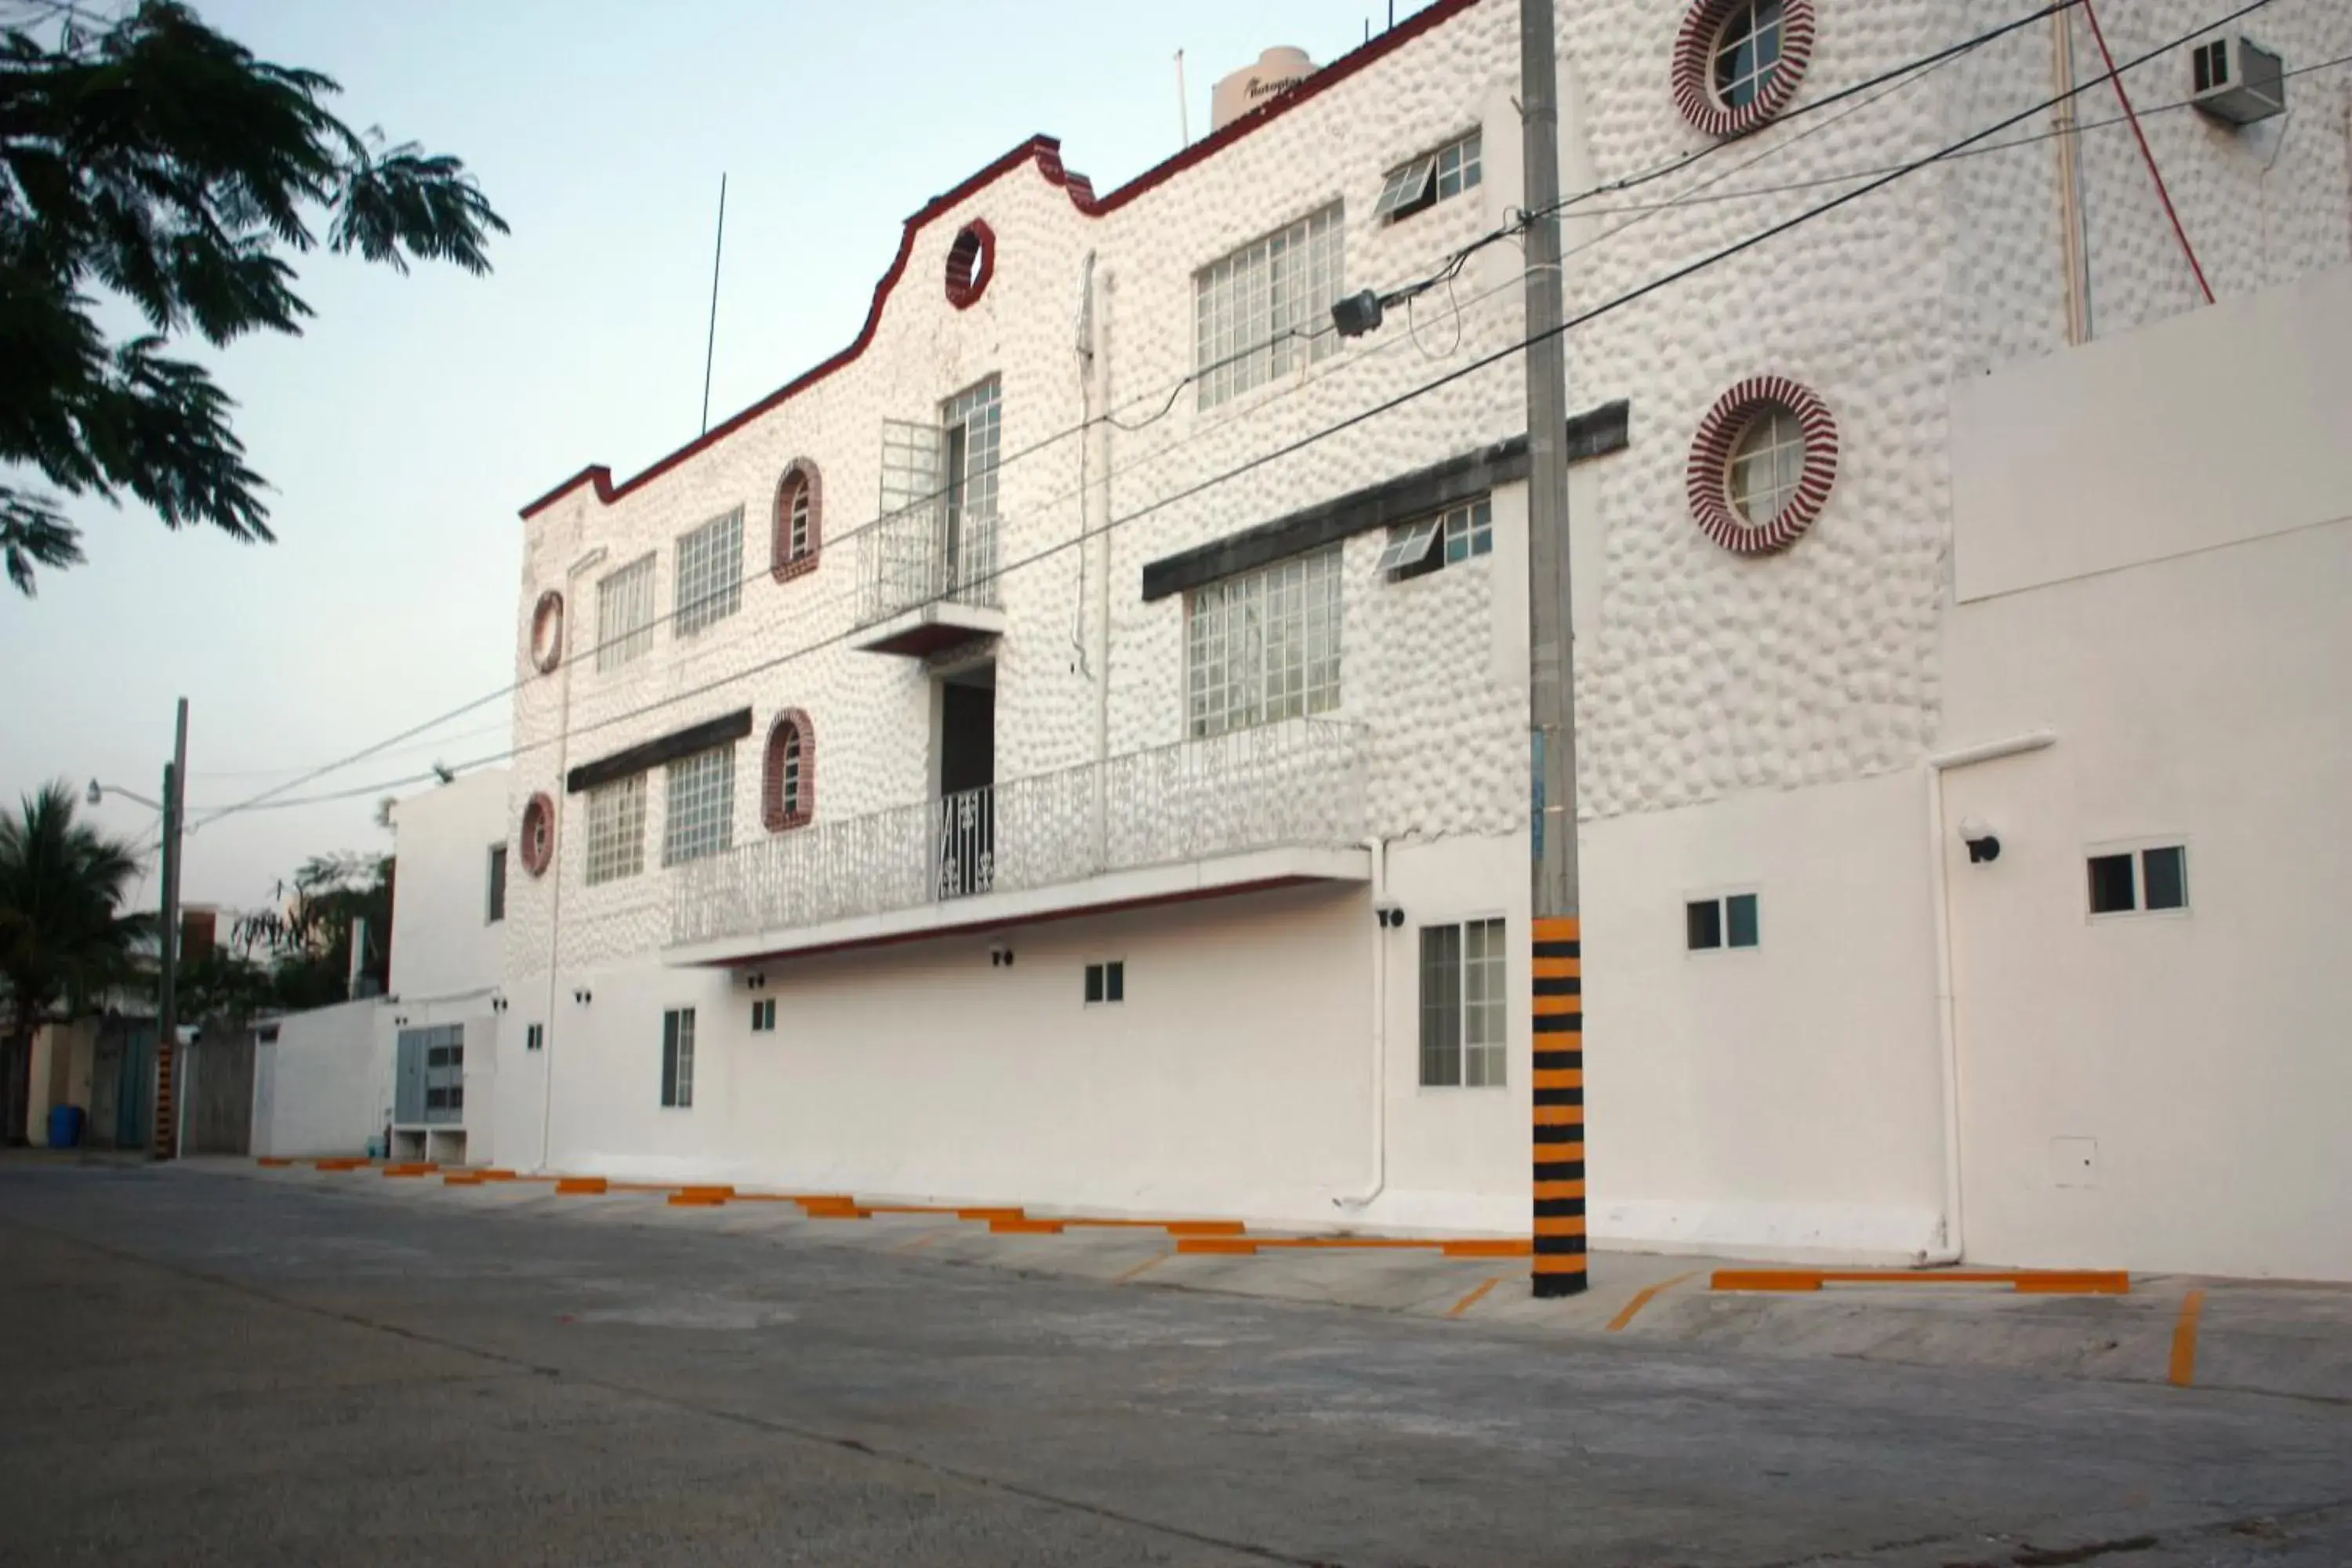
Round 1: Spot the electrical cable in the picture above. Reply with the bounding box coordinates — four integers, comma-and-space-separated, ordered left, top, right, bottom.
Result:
184, 0, 2268, 818
358, 0, 2273, 793
2081, 0, 2216, 303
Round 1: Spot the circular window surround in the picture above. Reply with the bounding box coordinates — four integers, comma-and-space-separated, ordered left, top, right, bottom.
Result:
1671, 0, 1816, 140
520, 792, 556, 877
1685, 376, 1839, 555
945, 220, 995, 310
529, 590, 564, 673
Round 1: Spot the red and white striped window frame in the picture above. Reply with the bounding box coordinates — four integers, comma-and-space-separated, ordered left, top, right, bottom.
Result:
772, 459, 822, 583
1671, 0, 1816, 140
761, 709, 815, 833
1686, 376, 1839, 555
520, 792, 556, 877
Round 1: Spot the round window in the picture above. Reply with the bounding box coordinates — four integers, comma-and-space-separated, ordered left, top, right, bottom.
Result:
944, 220, 995, 310
1686, 376, 1839, 555
520, 792, 555, 877
1673, 0, 1814, 139
529, 590, 564, 673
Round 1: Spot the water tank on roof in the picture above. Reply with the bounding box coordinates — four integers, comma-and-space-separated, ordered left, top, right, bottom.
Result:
1210, 47, 1317, 132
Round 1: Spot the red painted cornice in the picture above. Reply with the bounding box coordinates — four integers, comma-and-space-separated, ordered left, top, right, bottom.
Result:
519, 0, 1484, 521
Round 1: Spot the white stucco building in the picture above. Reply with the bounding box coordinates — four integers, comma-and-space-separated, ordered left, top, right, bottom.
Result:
251, 768, 511, 1163
493, 0, 2352, 1279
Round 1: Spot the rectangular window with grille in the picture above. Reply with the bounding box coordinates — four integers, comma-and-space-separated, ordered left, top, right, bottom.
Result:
675, 507, 745, 637
661, 1007, 695, 1109
1195, 203, 1344, 410
596, 553, 657, 672
1185, 546, 1341, 738
1376, 129, 1483, 224
1420, 918, 1506, 1087
662, 745, 735, 866
584, 775, 647, 886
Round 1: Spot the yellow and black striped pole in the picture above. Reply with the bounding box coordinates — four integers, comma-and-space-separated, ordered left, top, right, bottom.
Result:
1532, 916, 1585, 1296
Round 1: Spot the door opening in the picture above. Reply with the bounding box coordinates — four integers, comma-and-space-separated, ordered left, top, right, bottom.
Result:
938, 666, 996, 898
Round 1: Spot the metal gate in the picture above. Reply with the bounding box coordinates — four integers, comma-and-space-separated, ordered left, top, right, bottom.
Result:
394, 1025, 463, 1126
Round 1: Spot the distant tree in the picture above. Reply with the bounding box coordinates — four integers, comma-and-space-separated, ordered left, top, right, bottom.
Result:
0, 780, 149, 1136
0, 0, 508, 593
238, 851, 392, 1009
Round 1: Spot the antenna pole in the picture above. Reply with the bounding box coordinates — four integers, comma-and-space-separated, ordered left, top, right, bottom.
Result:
1174, 51, 1189, 147
699, 172, 728, 437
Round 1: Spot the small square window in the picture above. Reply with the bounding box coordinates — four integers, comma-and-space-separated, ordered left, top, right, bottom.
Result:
2088, 844, 2188, 916
1085, 961, 1124, 1006
1385, 496, 1491, 583
1686, 891, 1759, 953
1377, 129, 1481, 224
2086, 853, 2137, 915
750, 997, 776, 1033
525, 1023, 544, 1052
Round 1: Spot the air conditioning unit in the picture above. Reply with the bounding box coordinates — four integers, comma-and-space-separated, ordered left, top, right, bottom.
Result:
2189, 35, 2285, 127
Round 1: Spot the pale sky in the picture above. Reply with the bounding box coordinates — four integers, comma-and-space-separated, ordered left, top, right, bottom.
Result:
0, 0, 1400, 916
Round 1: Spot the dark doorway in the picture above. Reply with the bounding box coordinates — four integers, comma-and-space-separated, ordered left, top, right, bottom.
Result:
938, 672, 995, 898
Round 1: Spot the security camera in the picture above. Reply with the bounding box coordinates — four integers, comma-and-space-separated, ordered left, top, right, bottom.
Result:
1958, 817, 2002, 865
1372, 900, 1405, 929
989, 943, 1014, 967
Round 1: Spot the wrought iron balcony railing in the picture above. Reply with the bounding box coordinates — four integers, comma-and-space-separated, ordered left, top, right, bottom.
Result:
670, 719, 1364, 949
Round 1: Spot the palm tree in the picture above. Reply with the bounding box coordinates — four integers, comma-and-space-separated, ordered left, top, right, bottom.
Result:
0, 782, 151, 1143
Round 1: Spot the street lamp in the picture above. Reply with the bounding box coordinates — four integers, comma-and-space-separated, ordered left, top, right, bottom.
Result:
88, 779, 165, 812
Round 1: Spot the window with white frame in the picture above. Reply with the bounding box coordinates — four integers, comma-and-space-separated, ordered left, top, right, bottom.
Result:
584, 775, 647, 886
524, 1022, 543, 1051
750, 997, 776, 1033
1378, 495, 1494, 581
661, 1007, 695, 1108
2088, 844, 2188, 916
1375, 129, 1483, 224
662, 744, 735, 866
1686, 891, 1760, 951
596, 554, 656, 673
1727, 406, 1807, 528
1083, 960, 1125, 1005
1185, 546, 1342, 738
486, 844, 507, 923
1421, 919, 1507, 1087
675, 507, 745, 637
1195, 203, 1344, 410
942, 376, 1002, 526
1713, 0, 1787, 111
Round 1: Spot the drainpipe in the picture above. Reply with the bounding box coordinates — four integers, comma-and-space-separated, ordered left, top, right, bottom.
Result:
1921, 729, 2057, 1265
1335, 837, 1389, 1211
1090, 265, 1115, 869
2052, 8, 2093, 346
537, 543, 608, 1174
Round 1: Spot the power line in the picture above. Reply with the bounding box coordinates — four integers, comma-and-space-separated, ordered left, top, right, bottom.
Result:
394, 0, 2274, 786
185, 0, 2247, 816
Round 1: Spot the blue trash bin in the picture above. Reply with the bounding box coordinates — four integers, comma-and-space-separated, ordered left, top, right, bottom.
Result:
47, 1103, 85, 1149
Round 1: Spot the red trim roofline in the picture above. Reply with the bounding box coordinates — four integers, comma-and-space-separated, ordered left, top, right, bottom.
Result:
519, 0, 1483, 521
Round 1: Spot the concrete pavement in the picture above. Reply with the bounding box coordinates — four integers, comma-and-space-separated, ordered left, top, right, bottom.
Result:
1, 1161, 2347, 1566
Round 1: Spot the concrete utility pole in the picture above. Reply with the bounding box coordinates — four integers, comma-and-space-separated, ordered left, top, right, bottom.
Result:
1520, 0, 1587, 1298
154, 697, 188, 1160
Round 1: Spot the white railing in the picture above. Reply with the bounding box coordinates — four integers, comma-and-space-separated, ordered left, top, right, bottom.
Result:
670, 719, 1364, 948
855, 503, 1001, 629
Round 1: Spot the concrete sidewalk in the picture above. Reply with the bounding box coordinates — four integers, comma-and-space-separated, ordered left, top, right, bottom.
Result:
214, 1157, 2352, 1406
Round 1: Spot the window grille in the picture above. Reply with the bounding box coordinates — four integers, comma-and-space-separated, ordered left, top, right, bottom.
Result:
1195, 205, 1344, 409
1185, 546, 1341, 738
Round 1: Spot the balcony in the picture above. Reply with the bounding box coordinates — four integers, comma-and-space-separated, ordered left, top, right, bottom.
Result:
851, 503, 1005, 656
668, 720, 1367, 964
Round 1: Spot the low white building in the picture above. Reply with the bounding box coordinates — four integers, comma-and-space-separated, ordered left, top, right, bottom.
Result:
492, 0, 2352, 1279
251, 768, 512, 1162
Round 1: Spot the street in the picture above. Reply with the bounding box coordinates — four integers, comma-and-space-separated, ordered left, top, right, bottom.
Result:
2, 1166, 2347, 1566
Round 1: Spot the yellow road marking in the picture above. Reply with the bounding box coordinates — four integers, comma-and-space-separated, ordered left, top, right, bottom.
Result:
1446, 1276, 1504, 1319
1112, 1251, 1174, 1286
2169, 1288, 2207, 1388
1606, 1270, 1697, 1332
